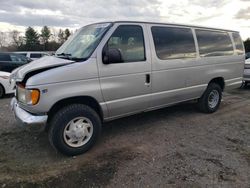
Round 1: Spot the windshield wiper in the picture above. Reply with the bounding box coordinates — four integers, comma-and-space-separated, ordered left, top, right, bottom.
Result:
56, 53, 86, 62
56, 53, 73, 60
56, 53, 72, 57
70, 57, 87, 62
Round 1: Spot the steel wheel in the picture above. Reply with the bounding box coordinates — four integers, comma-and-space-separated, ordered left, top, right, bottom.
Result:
63, 117, 93, 148
208, 90, 219, 109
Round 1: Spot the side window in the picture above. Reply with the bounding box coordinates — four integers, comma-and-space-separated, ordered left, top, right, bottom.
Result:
232, 33, 244, 55
0, 54, 11, 61
10, 55, 27, 64
151, 26, 196, 60
30, 53, 42, 58
105, 25, 146, 63
19, 53, 27, 57
196, 30, 234, 57
10, 55, 19, 62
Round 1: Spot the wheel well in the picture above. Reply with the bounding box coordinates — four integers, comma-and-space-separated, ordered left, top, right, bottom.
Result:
46, 96, 103, 131
209, 77, 225, 91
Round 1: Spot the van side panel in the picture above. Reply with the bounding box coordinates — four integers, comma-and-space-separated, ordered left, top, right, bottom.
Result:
186, 56, 244, 92
147, 24, 244, 111
187, 30, 245, 92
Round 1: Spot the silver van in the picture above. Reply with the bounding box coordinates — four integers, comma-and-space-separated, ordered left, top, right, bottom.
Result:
10, 21, 245, 156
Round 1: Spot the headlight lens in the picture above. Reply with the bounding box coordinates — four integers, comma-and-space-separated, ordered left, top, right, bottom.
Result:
17, 86, 40, 105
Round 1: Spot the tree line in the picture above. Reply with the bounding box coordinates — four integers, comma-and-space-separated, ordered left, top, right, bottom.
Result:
0, 26, 73, 52
0, 26, 250, 53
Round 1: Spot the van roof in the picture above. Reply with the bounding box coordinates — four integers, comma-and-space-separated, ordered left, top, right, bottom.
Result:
96, 21, 238, 33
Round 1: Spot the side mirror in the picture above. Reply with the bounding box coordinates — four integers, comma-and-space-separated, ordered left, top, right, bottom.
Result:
103, 48, 123, 64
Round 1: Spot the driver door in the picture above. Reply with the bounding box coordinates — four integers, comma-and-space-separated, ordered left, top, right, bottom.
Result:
97, 23, 152, 119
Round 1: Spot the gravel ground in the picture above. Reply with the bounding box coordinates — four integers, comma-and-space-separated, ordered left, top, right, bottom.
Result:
0, 86, 250, 188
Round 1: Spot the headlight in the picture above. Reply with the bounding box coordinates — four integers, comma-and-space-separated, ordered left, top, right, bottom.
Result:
17, 85, 40, 105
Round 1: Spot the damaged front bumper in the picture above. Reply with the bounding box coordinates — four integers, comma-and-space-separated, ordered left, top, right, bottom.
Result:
11, 98, 48, 127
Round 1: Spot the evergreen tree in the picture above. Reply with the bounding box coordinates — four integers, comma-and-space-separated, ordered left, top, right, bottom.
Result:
40, 26, 51, 50
25, 27, 40, 50
244, 38, 250, 52
64, 29, 71, 41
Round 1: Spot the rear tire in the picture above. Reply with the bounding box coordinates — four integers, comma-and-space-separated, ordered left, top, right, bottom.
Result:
0, 85, 5, 98
48, 104, 102, 156
197, 83, 222, 113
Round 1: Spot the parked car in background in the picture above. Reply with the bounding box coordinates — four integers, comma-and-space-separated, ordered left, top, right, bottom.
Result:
14, 51, 50, 60
0, 71, 14, 98
243, 58, 250, 87
0, 52, 32, 73
245, 52, 250, 59
10, 21, 245, 156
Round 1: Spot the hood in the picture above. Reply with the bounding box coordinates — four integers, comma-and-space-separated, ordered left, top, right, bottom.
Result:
12, 56, 74, 82
0, 71, 11, 77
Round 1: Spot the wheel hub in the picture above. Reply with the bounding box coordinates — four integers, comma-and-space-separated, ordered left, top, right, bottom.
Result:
63, 117, 93, 148
208, 90, 219, 109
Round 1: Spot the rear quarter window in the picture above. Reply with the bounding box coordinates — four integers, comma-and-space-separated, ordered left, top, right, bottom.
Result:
196, 29, 234, 57
232, 33, 244, 55
0, 54, 11, 61
151, 26, 196, 60
30, 53, 42, 58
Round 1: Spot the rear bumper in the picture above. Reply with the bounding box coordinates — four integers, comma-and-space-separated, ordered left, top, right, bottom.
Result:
243, 69, 250, 81
11, 98, 48, 127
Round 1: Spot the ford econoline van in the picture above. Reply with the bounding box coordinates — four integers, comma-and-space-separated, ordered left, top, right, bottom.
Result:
10, 21, 245, 156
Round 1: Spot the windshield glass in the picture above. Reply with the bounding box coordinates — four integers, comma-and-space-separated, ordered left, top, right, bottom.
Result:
56, 23, 112, 61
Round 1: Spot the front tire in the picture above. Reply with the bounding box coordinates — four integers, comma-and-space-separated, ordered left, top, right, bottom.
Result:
48, 104, 102, 156
197, 83, 222, 113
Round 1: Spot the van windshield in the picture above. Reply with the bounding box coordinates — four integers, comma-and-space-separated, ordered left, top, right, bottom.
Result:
56, 23, 112, 61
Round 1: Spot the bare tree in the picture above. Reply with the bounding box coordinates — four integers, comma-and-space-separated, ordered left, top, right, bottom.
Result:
10, 30, 23, 48
0, 32, 7, 48
51, 27, 59, 42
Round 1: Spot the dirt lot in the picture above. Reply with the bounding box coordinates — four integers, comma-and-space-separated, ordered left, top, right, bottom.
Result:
0, 86, 250, 188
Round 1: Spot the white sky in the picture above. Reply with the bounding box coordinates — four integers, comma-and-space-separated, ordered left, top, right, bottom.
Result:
0, 0, 250, 39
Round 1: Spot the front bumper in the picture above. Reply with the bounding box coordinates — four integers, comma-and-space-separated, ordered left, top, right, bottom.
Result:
11, 98, 48, 126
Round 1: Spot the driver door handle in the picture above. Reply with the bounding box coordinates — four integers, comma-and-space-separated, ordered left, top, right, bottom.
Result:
145, 74, 150, 86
